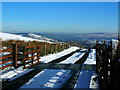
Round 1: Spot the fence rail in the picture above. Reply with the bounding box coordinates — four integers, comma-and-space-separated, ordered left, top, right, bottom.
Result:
22, 45, 40, 69
0, 43, 41, 70
1, 42, 69, 70
0, 48, 13, 69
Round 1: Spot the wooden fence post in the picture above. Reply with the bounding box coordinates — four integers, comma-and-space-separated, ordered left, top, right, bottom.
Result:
23, 46, 26, 69
63, 43, 64, 50
13, 42, 17, 69
37, 45, 40, 63
56, 42, 57, 53
108, 41, 113, 89
45, 43, 46, 55
31, 48, 34, 65
49, 43, 51, 54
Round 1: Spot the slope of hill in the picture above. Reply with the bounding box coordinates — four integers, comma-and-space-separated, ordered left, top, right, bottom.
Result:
0, 32, 53, 43
28, 33, 55, 42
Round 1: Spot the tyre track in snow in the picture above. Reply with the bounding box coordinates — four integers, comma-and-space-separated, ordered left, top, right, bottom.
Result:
2, 49, 80, 90
48, 49, 81, 63
32, 49, 89, 70
60, 49, 91, 89
75, 49, 91, 64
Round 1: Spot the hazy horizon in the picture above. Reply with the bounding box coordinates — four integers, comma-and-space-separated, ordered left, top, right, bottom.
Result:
1, 31, 118, 34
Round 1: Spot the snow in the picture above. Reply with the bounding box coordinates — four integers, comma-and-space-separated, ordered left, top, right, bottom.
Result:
20, 69, 72, 88
0, 51, 12, 69
0, 52, 10, 57
112, 39, 119, 49
89, 73, 99, 89
40, 46, 80, 63
84, 49, 96, 65
59, 52, 85, 64
74, 49, 97, 89
0, 32, 99, 89
74, 70, 94, 88
1, 68, 33, 80
0, 32, 52, 43
20, 48, 96, 89
9, 69, 33, 81
80, 49, 88, 52
28, 33, 55, 42
1, 46, 79, 81
111, 39, 119, 57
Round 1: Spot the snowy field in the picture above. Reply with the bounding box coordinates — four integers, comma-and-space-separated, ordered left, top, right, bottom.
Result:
0, 32, 52, 43
28, 33, 55, 42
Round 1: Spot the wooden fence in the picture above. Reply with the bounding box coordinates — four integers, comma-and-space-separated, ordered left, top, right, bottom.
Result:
1, 42, 69, 70
0, 43, 41, 70
0, 48, 13, 69
95, 40, 120, 89
17, 45, 41, 69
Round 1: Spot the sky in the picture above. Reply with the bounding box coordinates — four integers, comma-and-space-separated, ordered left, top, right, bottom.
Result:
2, 2, 118, 33
2, 0, 120, 2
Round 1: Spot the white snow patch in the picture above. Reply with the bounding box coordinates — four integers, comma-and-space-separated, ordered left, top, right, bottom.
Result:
40, 46, 80, 63
84, 49, 96, 65
1, 68, 33, 80
112, 39, 119, 49
28, 33, 55, 42
89, 73, 99, 89
59, 52, 85, 64
9, 69, 33, 81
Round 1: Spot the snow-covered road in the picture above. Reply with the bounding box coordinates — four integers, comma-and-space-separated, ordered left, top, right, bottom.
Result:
74, 70, 94, 88
2, 48, 97, 89
19, 49, 97, 89
40, 46, 80, 63
20, 69, 72, 88
59, 52, 85, 64
74, 49, 97, 89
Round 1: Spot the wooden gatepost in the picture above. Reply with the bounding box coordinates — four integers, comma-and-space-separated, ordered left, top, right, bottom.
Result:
110, 39, 120, 89
95, 41, 109, 89
96, 37, 120, 89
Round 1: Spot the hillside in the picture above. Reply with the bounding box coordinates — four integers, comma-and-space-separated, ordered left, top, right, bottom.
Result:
0, 32, 53, 43
28, 33, 56, 42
